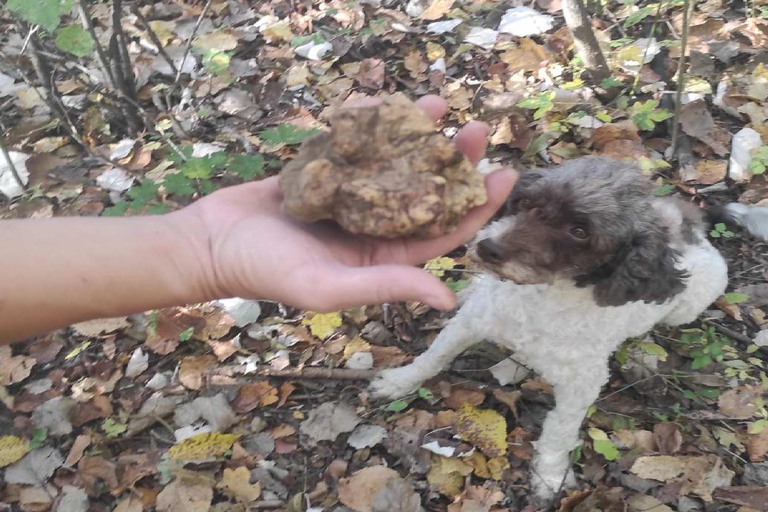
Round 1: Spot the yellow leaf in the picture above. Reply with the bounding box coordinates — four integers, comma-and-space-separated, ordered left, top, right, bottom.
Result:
487, 456, 510, 480
454, 404, 507, 458
148, 21, 175, 46
167, 432, 240, 461
302, 312, 343, 339
343, 336, 371, 360
424, 256, 456, 277
0, 436, 29, 468
419, 0, 455, 20
261, 22, 294, 43
426, 42, 445, 61
218, 466, 261, 503
427, 454, 472, 496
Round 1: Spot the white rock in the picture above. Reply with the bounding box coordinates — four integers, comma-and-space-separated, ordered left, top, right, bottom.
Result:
729, 128, 763, 182
295, 41, 333, 61
427, 19, 462, 34
498, 7, 554, 37
0, 151, 29, 199
464, 27, 498, 50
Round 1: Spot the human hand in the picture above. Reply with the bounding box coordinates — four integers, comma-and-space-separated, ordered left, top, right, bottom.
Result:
181, 95, 517, 312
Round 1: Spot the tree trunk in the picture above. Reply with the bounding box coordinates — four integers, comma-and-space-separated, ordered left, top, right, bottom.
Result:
562, 0, 610, 83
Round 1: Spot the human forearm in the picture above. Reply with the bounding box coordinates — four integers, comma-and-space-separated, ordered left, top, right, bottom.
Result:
0, 212, 213, 344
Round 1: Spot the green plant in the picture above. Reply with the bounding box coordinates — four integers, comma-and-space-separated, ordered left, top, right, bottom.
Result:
749, 146, 768, 175
677, 326, 732, 370
630, 99, 672, 131
710, 223, 734, 238
517, 91, 556, 120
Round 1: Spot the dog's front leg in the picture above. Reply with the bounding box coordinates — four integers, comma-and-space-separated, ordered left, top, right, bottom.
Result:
369, 312, 478, 400
530, 363, 609, 502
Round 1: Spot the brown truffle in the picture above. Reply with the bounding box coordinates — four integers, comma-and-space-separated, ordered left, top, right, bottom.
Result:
278, 96, 488, 238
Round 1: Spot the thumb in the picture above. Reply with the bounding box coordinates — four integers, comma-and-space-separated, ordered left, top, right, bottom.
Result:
321, 265, 457, 311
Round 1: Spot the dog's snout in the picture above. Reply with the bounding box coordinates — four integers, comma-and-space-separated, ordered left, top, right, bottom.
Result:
476, 239, 507, 264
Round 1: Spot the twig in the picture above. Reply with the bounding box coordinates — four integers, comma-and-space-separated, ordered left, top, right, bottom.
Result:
173, 0, 213, 87
670, 0, 692, 159
702, 320, 754, 346
212, 364, 377, 381
630, 1, 664, 96
0, 135, 25, 193
109, 0, 142, 135
75, 0, 117, 91
130, 5, 179, 75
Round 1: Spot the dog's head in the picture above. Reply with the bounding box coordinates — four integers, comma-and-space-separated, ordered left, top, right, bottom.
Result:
469, 156, 688, 307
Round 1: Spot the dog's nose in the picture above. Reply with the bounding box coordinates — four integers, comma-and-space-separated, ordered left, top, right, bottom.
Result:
476, 239, 506, 264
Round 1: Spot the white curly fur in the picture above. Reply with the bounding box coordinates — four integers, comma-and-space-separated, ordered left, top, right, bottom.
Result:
369, 198, 729, 501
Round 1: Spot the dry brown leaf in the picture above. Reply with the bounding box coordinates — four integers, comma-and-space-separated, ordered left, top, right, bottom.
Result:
156, 477, 214, 512
0, 346, 35, 386
179, 355, 217, 391
72, 317, 129, 337
19, 485, 54, 511
653, 422, 683, 455
404, 51, 428, 80
490, 118, 513, 146
232, 380, 278, 413
64, 434, 91, 468
217, 467, 261, 503
453, 405, 507, 458
686, 159, 728, 185
75, 456, 119, 495
500, 38, 550, 74
278, 382, 296, 407
145, 308, 204, 355
338, 465, 399, 512
630, 454, 734, 502
419, 0, 455, 20
444, 81, 473, 111
357, 58, 385, 90
746, 427, 768, 461
719, 386, 761, 418
427, 454, 473, 497
193, 31, 239, 51
444, 388, 485, 410
713, 486, 768, 510
492, 389, 521, 419
679, 100, 731, 156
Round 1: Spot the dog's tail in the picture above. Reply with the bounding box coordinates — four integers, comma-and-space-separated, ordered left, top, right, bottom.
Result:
707, 203, 768, 241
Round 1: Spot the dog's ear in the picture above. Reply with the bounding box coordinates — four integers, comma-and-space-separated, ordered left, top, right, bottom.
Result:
578, 225, 688, 307
504, 169, 547, 214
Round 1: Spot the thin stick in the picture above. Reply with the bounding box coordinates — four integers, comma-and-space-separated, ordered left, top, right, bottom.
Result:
0, 135, 26, 193
75, 0, 117, 90
130, 5, 179, 75
173, 0, 213, 86
670, 0, 692, 159
212, 364, 377, 381
630, 1, 664, 96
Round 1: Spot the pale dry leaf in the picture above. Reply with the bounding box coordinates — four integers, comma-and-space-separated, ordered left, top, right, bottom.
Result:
174, 393, 236, 432
214, 298, 261, 328
193, 30, 239, 51
498, 6, 555, 37
300, 401, 361, 442
338, 465, 399, 512
19, 486, 54, 511
64, 434, 91, 467
179, 355, 218, 390
419, 0, 454, 21
747, 427, 768, 461
370, 474, 424, 512
127, 392, 185, 436
156, 477, 214, 512
31, 396, 75, 436
679, 100, 730, 156
653, 422, 683, 455
464, 27, 498, 50
348, 425, 388, 449
427, 454, 473, 497
217, 466, 262, 503
5, 447, 64, 485
57, 485, 89, 512
630, 454, 734, 502
232, 380, 278, 413
125, 347, 149, 378
357, 58, 386, 90
0, 345, 35, 386
719, 385, 761, 418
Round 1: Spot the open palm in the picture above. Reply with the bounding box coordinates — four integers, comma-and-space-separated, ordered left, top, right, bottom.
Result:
187, 96, 517, 312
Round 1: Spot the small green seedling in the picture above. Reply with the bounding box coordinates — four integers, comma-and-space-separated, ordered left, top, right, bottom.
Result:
710, 223, 734, 238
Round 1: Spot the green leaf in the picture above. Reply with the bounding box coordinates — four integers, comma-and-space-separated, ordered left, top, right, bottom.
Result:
749, 419, 768, 434
600, 77, 623, 89
102, 202, 131, 217
127, 180, 160, 206
653, 184, 675, 196
7, 0, 73, 32
227, 154, 265, 180
417, 388, 434, 400
697, 388, 721, 399
163, 173, 195, 196
588, 428, 619, 461
202, 49, 231, 76
260, 124, 320, 146
639, 341, 668, 360
179, 158, 218, 179
387, 400, 410, 412
179, 327, 194, 342
28, 428, 48, 450
624, 5, 656, 27
723, 292, 749, 304
691, 355, 713, 370
146, 204, 169, 215
446, 278, 471, 293
102, 418, 128, 438
55, 24, 94, 57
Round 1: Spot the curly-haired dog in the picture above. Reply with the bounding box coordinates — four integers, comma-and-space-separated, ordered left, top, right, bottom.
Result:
369, 156, 751, 500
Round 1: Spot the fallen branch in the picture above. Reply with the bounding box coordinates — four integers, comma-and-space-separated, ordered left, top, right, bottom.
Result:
213, 364, 377, 381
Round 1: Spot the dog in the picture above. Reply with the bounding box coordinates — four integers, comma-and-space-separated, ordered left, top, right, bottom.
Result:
369, 156, 755, 501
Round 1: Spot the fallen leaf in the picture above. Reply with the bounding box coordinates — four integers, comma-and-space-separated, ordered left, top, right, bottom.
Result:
371, 474, 423, 512
427, 454, 473, 496
64, 434, 91, 467
626, 493, 673, 512
453, 404, 507, 458
653, 422, 683, 455
747, 427, 768, 461
179, 355, 217, 390
713, 486, 768, 510
0, 436, 29, 468
72, 316, 129, 336
357, 58, 386, 90
157, 477, 214, 512
0, 345, 35, 386
302, 312, 343, 340
125, 347, 149, 378
492, 389, 522, 418
499, 6, 555, 36
5, 447, 64, 485
679, 100, 731, 156
175, 394, 236, 432
31, 396, 75, 436
338, 465, 399, 512
348, 425, 388, 449
217, 466, 262, 503
57, 485, 89, 512
719, 385, 761, 418
300, 401, 361, 442
19, 485, 55, 511
167, 432, 240, 462
0, 151, 30, 199
75, 456, 119, 495
419, 0, 454, 20
193, 31, 239, 51
630, 454, 734, 502
444, 388, 486, 409
686, 159, 728, 185
232, 380, 279, 413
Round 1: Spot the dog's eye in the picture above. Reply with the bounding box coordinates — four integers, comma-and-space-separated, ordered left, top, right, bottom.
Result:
570, 226, 589, 239
519, 198, 532, 209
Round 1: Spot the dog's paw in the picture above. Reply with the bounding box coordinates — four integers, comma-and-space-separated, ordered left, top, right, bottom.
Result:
529, 467, 577, 504
369, 367, 423, 400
